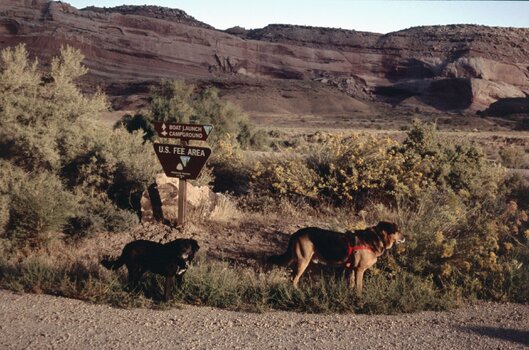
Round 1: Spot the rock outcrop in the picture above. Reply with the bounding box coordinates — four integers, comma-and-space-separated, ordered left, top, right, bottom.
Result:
1, 0, 528, 117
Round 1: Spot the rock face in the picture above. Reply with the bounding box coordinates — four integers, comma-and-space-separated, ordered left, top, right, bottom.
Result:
1, 0, 528, 117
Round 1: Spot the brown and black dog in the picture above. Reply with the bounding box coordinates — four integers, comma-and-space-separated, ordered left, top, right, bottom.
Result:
101, 239, 199, 301
268, 221, 405, 292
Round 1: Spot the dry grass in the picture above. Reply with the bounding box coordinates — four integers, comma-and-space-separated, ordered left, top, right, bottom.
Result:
3, 117, 529, 313
208, 194, 242, 222
0, 249, 458, 314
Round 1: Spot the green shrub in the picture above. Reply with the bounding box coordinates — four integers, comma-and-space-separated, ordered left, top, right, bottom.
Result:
8, 172, 78, 246
378, 189, 529, 301
61, 126, 159, 210
251, 154, 319, 201
67, 193, 139, 236
499, 146, 529, 169
398, 122, 504, 201
0, 44, 157, 239
115, 113, 156, 141
505, 249, 529, 303
0, 44, 107, 171
505, 174, 529, 209
119, 80, 268, 150
0, 160, 26, 236
208, 134, 252, 193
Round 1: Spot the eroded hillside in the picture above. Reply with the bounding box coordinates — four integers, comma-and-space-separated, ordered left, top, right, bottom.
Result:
1, 0, 528, 124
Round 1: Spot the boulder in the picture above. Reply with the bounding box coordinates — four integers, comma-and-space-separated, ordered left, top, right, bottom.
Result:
140, 173, 222, 224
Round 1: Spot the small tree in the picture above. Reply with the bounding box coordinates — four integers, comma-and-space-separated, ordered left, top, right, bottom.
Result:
119, 79, 267, 149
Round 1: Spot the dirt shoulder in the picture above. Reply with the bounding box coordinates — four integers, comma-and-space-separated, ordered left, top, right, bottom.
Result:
0, 290, 527, 350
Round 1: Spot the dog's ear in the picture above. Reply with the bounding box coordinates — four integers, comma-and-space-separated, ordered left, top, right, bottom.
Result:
376, 221, 398, 235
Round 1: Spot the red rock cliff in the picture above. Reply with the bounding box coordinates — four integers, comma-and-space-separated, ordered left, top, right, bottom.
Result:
1, 0, 528, 117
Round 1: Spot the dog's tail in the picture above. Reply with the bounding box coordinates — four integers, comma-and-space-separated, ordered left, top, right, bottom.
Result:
267, 236, 295, 266
101, 255, 125, 270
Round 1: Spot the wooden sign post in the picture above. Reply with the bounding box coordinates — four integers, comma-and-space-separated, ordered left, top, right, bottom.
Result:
178, 140, 188, 226
153, 122, 213, 227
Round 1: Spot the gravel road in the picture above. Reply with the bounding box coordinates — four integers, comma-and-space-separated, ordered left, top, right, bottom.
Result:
0, 291, 527, 350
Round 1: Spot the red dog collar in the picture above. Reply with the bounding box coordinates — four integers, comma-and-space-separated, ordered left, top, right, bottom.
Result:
345, 244, 374, 268
348, 245, 373, 255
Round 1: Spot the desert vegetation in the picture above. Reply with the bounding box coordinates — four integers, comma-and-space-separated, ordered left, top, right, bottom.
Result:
117, 79, 268, 149
0, 45, 159, 243
0, 45, 528, 313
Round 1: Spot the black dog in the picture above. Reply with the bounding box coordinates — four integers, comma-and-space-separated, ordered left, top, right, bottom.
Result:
101, 239, 199, 301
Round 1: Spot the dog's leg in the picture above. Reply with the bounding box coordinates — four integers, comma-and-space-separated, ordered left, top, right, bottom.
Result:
127, 267, 136, 285
292, 259, 311, 288
292, 242, 313, 288
164, 276, 175, 302
127, 266, 143, 289
348, 269, 356, 289
176, 273, 184, 287
354, 267, 367, 294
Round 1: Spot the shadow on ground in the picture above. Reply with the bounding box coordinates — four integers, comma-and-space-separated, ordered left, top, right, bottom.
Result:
460, 326, 529, 347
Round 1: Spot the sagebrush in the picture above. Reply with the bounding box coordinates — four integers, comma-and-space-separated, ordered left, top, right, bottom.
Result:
0, 44, 158, 244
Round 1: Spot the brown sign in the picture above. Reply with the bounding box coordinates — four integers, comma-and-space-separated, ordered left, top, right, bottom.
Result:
153, 143, 211, 180
153, 122, 213, 141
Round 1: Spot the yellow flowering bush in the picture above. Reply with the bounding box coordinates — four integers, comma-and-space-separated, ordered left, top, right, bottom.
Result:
251, 155, 319, 200
249, 121, 529, 301
250, 121, 504, 207
309, 133, 431, 205
398, 192, 529, 301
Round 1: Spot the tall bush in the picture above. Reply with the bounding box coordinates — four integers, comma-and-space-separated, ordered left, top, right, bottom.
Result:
118, 79, 268, 150
61, 126, 159, 209
250, 121, 504, 207
0, 44, 107, 171
392, 192, 528, 300
0, 44, 158, 242
8, 172, 78, 246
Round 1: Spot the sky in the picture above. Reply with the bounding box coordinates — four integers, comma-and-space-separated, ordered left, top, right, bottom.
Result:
65, 1, 529, 34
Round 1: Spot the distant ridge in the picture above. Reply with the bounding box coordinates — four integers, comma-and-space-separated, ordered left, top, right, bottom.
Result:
81, 5, 214, 29
0, 0, 528, 123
